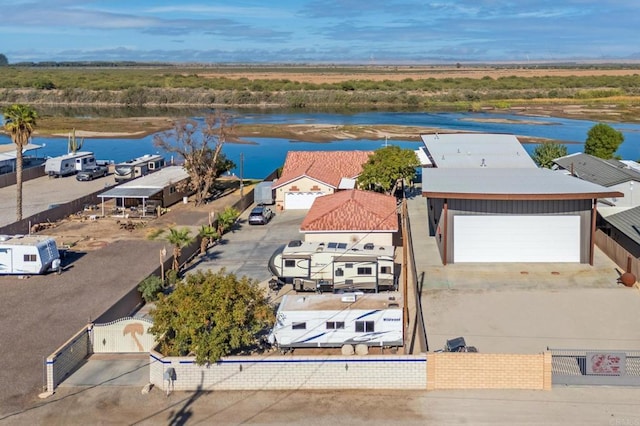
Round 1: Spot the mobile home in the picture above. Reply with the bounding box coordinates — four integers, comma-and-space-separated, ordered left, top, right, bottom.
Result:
114, 154, 165, 182
0, 235, 61, 275
44, 152, 96, 177
268, 292, 404, 350
269, 240, 396, 293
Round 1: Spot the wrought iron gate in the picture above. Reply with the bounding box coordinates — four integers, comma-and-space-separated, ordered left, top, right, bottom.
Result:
549, 348, 640, 386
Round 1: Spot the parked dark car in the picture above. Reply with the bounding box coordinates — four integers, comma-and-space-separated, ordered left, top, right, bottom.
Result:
248, 206, 275, 225
76, 165, 108, 181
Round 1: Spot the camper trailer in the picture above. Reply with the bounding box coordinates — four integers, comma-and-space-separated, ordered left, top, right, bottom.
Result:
114, 154, 165, 182
0, 235, 61, 275
269, 240, 396, 293
45, 152, 96, 177
268, 292, 403, 350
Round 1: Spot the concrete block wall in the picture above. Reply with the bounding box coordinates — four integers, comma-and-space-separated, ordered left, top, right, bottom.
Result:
426, 352, 552, 391
150, 349, 426, 391
46, 324, 92, 392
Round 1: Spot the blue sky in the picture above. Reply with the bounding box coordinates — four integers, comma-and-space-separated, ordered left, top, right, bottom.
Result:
1, 0, 638, 64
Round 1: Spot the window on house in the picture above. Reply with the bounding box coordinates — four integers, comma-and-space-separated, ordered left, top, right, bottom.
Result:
292, 322, 306, 330
345, 263, 353, 269
355, 321, 375, 332
24, 254, 37, 262
380, 266, 391, 274
335, 268, 344, 276
357, 267, 372, 275
169, 186, 176, 194
284, 259, 296, 268
326, 321, 345, 330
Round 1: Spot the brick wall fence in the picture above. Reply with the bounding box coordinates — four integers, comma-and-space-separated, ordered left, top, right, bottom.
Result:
45, 324, 92, 393
149, 349, 427, 391
426, 352, 552, 391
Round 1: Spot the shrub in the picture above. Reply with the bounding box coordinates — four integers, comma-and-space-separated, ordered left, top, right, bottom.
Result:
138, 275, 164, 303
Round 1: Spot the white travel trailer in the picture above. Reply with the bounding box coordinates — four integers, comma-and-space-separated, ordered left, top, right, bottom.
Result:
114, 154, 165, 182
268, 240, 396, 293
0, 235, 61, 275
44, 151, 96, 177
268, 292, 404, 350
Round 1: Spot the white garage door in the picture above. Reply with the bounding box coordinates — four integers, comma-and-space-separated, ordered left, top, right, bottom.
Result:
284, 192, 324, 210
453, 215, 581, 263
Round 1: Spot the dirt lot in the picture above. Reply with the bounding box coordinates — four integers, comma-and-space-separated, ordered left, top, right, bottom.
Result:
198, 66, 640, 83
4, 383, 640, 425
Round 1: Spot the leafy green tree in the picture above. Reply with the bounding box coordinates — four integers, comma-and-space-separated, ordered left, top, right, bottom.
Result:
166, 227, 194, 271
198, 225, 219, 255
357, 145, 419, 194
138, 275, 164, 303
216, 206, 239, 235
0, 54, 7, 66
149, 269, 275, 364
3, 104, 38, 221
584, 123, 624, 159
154, 112, 236, 206
532, 142, 568, 169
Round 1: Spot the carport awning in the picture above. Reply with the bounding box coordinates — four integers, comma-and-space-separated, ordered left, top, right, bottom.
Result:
99, 187, 161, 199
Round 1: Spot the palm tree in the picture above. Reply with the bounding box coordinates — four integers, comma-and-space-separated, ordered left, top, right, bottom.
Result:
3, 104, 38, 221
216, 207, 239, 236
167, 227, 194, 271
198, 225, 219, 256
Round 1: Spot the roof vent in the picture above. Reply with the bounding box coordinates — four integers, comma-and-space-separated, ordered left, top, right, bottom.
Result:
288, 240, 302, 247
480, 158, 487, 167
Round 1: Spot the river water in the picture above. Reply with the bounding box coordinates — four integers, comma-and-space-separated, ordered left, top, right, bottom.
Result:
3, 111, 640, 179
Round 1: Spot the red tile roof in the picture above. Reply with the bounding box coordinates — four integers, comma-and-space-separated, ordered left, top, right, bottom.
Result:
274, 151, 373, 189
301, 189, 398, 232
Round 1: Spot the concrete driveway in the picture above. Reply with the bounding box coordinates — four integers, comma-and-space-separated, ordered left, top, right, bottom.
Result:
59, 354, 149, 387
188, 207, 307, 284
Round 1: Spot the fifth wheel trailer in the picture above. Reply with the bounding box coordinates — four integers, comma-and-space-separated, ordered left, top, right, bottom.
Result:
0, 235, 61, 275
268, 292, 404, 350
268, 240, 396, 293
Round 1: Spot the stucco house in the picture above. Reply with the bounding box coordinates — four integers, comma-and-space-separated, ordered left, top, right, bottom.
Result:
300, 189, 398, 247
273, 151, 373, 210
